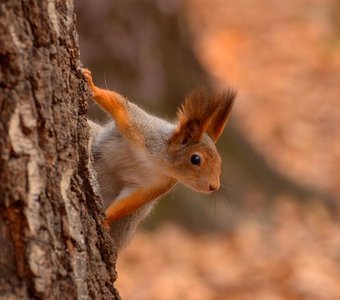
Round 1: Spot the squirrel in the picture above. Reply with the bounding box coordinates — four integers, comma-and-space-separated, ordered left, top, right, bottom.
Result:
82, 68, 236, 250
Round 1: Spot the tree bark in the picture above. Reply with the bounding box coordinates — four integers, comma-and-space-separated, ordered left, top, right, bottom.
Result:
0, 1, 120, 299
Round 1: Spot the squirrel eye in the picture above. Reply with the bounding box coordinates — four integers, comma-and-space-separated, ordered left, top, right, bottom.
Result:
190, 154, 201, 166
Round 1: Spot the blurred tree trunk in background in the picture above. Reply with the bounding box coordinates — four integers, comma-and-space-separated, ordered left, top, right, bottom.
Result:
0, 1, 119, 299
76, 0, 209, 113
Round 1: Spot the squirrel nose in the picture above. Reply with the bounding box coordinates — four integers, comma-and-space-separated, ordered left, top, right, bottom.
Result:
209, 184, 219, 192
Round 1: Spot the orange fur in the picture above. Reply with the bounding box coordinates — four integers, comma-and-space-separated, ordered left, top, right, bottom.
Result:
83, 68, 144, 146
104, 180, 176, 225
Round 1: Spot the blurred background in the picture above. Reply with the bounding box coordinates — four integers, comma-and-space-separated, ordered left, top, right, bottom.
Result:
75, 0, 340, 299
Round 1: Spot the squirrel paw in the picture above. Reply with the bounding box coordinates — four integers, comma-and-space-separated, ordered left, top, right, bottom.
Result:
82, 68, 96, 95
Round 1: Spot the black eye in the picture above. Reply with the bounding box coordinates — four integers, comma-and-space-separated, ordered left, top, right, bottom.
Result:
190, 154, 201, 166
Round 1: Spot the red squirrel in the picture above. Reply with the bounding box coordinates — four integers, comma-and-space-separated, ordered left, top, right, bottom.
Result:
82, 68, 236, 249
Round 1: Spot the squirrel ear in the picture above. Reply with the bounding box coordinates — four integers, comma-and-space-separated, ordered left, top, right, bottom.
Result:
206, 89, 236, 143
170, 87, 215, 146
171, 119, 203, 146
170, 87, 236, 146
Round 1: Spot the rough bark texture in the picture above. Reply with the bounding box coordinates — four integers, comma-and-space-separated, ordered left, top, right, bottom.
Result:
0, 1, 120, 299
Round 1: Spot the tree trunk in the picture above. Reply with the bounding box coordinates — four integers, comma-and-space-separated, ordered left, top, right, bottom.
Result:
0, 1, 120, 299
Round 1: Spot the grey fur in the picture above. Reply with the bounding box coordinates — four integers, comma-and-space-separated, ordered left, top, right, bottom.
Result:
88, 113, 176, 250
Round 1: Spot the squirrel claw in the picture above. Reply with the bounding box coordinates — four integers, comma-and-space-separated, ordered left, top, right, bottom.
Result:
103, 218, 111, 230
82, 67, 91, 77
82, 68, 96, 93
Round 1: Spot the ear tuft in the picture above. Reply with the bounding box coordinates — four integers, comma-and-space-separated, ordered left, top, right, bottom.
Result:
206, 88, 237, 142
177, 86, 214, 127
170, 86, 236, 146
172, 87, 219, 145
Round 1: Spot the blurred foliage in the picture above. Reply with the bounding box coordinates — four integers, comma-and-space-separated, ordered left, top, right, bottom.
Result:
76, 0, 340, 298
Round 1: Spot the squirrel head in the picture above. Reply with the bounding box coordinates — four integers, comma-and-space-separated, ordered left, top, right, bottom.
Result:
167, 87, 236, 193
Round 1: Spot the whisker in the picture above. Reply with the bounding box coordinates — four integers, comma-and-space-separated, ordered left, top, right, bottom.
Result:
216, 183, 241, 212
209, 195, 217, 229
104, 67, 110, 90
171, 186, 175, 203
173, 184, 186, 193
220, 183, 242, 197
